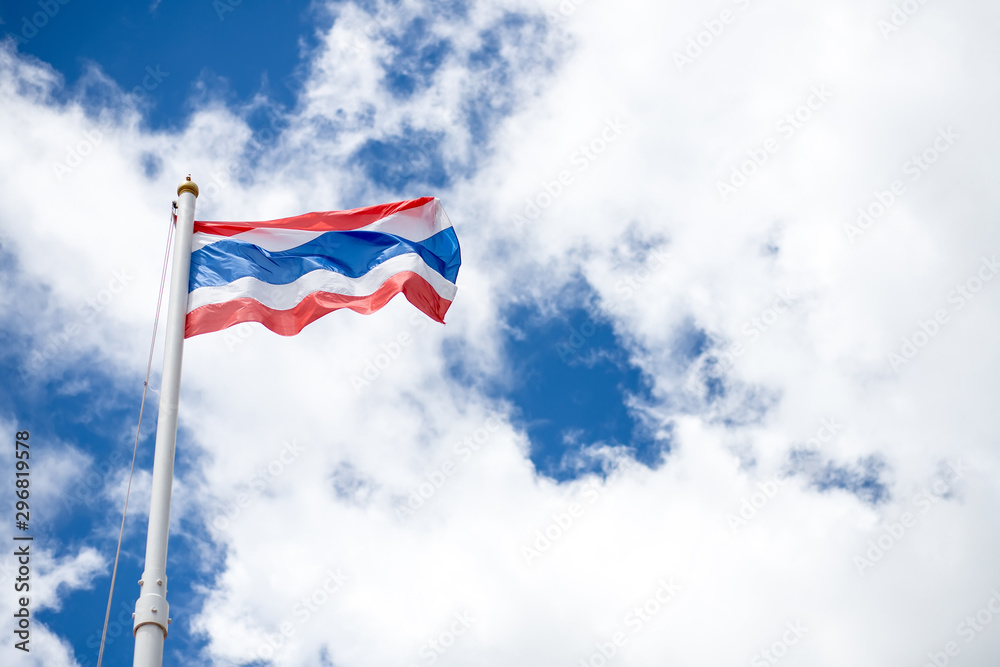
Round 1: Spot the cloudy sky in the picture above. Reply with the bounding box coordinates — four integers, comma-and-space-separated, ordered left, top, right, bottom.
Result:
1, 0, 999, 665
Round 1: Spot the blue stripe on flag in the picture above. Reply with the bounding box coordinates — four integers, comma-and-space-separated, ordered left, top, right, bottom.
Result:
189, 228, 461, 292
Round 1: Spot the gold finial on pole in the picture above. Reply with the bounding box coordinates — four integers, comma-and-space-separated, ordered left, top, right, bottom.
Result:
177, 175, 199, 198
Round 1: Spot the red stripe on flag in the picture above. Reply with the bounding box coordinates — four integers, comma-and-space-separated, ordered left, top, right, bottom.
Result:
184, 271, 452, 338
193, 197, 435, 237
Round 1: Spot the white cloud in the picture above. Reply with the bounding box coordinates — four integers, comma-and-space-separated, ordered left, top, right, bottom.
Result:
0, 416, 107, 666
1, 0, 1000, 664
0, 544, 105, 666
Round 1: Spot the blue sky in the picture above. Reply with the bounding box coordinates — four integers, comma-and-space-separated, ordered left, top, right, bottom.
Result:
4, 1, 318, 130
1, 4, 319, 663
1, 2, 667, 663
2, 0, 1000, 666
3, 1, 665, 475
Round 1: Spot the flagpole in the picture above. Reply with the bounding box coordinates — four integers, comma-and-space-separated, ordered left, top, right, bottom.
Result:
133, 176, 198, 667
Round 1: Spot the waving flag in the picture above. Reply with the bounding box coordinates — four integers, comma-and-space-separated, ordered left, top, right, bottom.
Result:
185, 196, 460, 337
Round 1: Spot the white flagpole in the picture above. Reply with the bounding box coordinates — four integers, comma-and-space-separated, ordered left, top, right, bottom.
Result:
133, 176, 198, 667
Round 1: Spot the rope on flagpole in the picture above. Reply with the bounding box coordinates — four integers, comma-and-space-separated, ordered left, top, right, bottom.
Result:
96, 202, 177, 667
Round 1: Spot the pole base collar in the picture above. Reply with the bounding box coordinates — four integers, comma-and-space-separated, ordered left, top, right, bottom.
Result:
133, 572, 170, 638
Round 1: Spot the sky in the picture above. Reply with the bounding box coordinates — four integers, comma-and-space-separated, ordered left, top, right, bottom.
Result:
1, 0, 999, 665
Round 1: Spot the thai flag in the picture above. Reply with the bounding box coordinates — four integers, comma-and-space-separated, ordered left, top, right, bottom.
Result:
185, 197, 461, 338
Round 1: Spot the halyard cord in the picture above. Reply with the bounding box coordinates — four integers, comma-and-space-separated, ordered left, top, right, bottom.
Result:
97, 203, 176, 667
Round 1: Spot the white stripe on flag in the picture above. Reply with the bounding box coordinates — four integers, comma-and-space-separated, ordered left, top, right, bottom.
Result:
187, 253, 458, 313
191, 199, 452, 252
